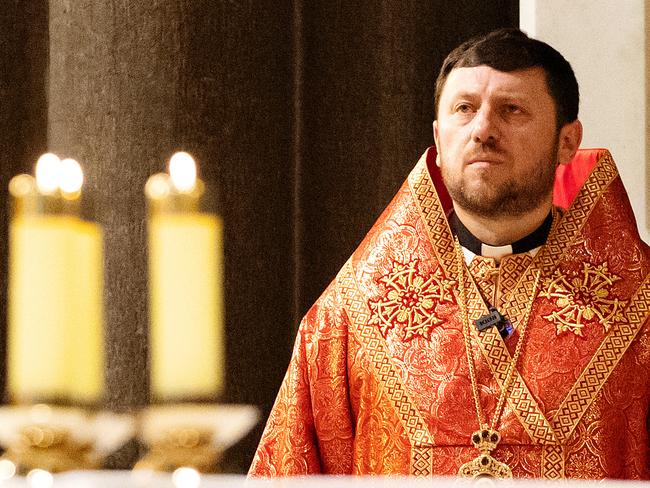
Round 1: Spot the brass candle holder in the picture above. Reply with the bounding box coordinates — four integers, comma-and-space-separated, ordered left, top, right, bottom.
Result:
0, 404, 135, 475
134, 403, 259, 473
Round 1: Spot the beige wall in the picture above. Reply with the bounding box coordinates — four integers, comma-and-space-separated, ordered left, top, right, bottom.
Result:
521, 0, 650, 243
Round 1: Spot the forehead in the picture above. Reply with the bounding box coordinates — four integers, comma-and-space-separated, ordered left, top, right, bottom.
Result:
439, 65, 551, 102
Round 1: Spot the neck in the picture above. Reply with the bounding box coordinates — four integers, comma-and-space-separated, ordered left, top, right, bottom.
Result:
452, 200, 553, 247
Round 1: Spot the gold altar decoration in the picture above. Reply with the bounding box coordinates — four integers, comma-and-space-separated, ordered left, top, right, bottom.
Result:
3, 152, 258, 477
134, 404, 259, 473
0, 404, 135, 475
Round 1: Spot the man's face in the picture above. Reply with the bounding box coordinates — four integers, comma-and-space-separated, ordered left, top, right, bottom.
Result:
433, 65, 562, 219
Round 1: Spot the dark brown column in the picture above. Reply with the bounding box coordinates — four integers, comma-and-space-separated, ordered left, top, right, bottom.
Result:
49, 2, 181, 412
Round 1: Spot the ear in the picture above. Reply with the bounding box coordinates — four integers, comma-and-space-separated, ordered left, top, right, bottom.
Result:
432, 120, 441, 167
557, 119, 583, 165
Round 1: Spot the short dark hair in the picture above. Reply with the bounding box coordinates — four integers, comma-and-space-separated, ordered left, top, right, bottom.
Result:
434, 28, 579, 128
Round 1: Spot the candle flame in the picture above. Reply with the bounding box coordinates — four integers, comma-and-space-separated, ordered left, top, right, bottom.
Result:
35, 153, 61, 194
145, 173, 171, 200
60, 158, 84, 194
169, 152, 197, 193
9, 174, 36, 198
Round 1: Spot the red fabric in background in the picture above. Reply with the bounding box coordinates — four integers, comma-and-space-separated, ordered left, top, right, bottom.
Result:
425, 146, 453, 213
553, 148, 605, 209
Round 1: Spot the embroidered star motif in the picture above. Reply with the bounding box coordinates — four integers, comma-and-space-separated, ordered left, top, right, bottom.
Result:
540, 262, 627, 336
368, 260, 455, 340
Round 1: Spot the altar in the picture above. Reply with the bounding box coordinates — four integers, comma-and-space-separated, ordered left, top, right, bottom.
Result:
1, 472, 646, 488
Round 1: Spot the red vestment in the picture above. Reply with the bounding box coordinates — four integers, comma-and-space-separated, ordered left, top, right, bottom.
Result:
249, 148, 650, 479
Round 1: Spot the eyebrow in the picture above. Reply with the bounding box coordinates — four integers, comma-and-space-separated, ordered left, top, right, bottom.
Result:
447, 89, 530, 104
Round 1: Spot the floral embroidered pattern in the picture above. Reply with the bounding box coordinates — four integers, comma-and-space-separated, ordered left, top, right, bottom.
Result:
368, 260, 455, 340
540, 262, 627, 336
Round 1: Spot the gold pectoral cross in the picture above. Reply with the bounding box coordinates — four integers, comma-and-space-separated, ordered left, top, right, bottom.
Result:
458, 428, 513, 479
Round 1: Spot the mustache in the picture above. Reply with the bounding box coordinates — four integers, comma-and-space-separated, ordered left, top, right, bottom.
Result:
465, 144, 507, 162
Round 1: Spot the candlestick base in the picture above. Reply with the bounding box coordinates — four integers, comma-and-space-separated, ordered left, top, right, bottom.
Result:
0, 404, 135, 474
2, 424, 97, 474
134, 403, 259, 473
134, 426, 221, 473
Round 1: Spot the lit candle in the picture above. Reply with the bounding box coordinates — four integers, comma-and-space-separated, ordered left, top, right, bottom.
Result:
63, 159, 104, 404
7, 154, 104, 405
146, 152, 224, 401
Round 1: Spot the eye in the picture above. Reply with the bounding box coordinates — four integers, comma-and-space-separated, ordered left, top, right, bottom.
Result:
504, 104, 523, 114
454, 103, 474, 114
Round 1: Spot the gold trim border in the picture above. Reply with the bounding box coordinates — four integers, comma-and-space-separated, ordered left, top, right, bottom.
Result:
338, 260, 434, 473
410, 445, 434, 477
541, 445, 565, 479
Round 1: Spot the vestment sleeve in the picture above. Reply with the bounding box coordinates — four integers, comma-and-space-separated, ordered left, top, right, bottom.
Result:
248, 279, 355, 476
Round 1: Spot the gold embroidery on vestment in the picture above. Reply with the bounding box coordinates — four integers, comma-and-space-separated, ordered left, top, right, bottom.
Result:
368, 260, 455, 340
551, 273, 650, 441
410, 445, 433, 477
407, 156, 558, 445
540, 262, 626, 336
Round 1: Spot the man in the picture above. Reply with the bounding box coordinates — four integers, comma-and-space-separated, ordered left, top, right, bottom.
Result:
249, 28, 650, 479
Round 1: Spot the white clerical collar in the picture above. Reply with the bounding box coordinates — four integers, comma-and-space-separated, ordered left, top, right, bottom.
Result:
460, 244, 541, 264
449, 210, 553, 264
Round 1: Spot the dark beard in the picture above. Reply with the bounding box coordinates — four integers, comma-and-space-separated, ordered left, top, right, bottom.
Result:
440, 146, 558, 219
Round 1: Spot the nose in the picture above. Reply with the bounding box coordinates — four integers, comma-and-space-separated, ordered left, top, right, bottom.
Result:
470, 107, 499, 145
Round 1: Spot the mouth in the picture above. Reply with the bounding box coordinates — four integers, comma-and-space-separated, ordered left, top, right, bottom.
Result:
466, 158, 504, 167
465, 146, 507, 166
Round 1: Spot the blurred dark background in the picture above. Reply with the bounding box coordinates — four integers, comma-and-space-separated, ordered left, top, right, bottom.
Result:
0, 0, 518, 472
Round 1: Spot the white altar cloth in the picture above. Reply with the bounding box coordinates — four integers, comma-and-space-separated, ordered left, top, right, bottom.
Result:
0, 471, 647, 488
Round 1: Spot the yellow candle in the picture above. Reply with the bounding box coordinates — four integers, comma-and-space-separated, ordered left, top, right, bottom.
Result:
8, 214, 75, 401
67, 219, 104, 403
147, 152, 224, 400
7, 155, 104, 404
62, 158, 105, 404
